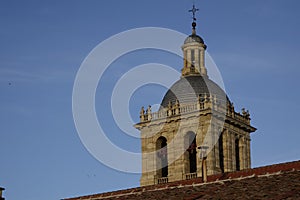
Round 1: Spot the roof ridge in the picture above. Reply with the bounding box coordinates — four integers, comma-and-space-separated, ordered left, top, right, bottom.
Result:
64, 160, 300, 200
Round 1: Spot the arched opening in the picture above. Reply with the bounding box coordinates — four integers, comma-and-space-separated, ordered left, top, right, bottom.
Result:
185, 132, 197, 174
235, 138, 240, 171
156, 137, 168, 178
191, 49, 195, 68
218, 132, 224, 173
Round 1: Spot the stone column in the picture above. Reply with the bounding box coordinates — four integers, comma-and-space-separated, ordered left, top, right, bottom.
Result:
187, 49, 192, 68
214, 126, 221, 173
199, 49, 207, 76
194, 48, 200, 73
239, 137, 245, 170
246, 137, 251, 169
232, 134, 237, 171
223, 129, 230, 172
206, 124, 216, 175
184, 50, 187, 68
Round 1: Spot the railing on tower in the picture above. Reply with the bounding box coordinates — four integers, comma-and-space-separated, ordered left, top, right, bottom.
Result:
138, 93, 251, 126
154, 175, 169, 185
185, 172, 198, 180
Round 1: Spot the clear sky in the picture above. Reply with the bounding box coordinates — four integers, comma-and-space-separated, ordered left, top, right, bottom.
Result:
0, 0, 300, 199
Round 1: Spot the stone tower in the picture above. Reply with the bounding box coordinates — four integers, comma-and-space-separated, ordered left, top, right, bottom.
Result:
135, 9, 256, 187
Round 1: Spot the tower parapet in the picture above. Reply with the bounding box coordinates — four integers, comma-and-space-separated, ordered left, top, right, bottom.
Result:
136, 94, 253, 130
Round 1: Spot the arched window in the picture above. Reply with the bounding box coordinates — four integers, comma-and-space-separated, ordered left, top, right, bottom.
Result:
235, 138, 240, 171
218, 132, 224, 173
156, 137, 168, 178
191, 49, 195, 68
185, 132, 197, 173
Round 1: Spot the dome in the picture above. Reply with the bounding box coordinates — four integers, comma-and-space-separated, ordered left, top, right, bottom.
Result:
184, 22, 205, 45
161, 75, 228, 108
184, 34, 204, 44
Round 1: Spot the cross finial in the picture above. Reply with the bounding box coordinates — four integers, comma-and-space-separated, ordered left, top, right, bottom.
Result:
189, 4, 199, 22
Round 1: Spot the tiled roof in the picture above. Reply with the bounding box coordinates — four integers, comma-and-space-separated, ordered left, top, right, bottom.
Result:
65, 160, 300, 200
160, 75, 227, 108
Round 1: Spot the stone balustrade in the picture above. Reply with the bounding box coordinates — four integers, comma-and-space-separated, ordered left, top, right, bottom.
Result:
185, 172, 197, 180
139, 94, 251, 125
156, 177, 169, 184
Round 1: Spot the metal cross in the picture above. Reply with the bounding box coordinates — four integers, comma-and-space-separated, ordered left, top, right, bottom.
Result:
189, 4, 199, 22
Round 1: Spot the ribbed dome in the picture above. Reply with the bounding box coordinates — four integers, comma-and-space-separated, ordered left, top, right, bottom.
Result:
184, 34, 204, 44
161, 75, 228, 108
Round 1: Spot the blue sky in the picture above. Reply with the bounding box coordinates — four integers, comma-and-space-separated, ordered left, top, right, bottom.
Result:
0, 0, 300, 199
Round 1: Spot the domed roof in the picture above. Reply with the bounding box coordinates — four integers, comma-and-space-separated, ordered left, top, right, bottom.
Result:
184, 34, 204, 44
161, 75, 228, 108
184, 22, 205, 45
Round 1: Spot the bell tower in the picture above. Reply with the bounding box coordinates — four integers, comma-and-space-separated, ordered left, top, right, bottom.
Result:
135, 4, 256, 187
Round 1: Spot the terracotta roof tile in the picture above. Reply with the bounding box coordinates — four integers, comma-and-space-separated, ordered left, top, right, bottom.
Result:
64, 160, 300, 200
